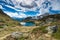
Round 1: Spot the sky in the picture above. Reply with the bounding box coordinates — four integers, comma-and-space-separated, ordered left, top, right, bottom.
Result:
0, 0, 60, 18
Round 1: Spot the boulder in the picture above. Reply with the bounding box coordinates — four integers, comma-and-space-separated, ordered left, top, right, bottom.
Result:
11, 32, 23, 38
46, 25, 58, 34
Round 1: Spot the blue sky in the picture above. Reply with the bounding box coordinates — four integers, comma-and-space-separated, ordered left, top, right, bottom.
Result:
0, 0, 60, 18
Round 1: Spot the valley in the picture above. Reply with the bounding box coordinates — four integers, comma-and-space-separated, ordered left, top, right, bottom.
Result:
0, 9, 60, 40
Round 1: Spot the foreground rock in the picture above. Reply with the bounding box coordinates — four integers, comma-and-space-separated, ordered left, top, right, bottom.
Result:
4, 32, 29, 40
11, 32, 23, 38
46, 25, 58, 34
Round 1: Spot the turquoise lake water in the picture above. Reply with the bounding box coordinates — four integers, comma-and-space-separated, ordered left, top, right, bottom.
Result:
20, 22, 35, 26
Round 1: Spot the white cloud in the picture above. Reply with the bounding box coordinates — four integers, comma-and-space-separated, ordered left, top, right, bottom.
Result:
0, 0, 60, 18
5, 5, 21, 11
17, 13, 27, 18
51, 0, 60, 10
22, 0, 34, 5
0, 5, 6, 10
15, 0, 22, 2
4, 11, 27, 18
0, 5, 3, 9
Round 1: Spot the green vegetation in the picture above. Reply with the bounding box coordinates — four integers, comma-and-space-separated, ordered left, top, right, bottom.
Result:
0, 9, 60, 40
0, 9, 20, 27
17, 36, 29, 40
0, 26, 4, 28
31, 14, 60, 40
52, 22, 60, 40
32, 26, 48, 34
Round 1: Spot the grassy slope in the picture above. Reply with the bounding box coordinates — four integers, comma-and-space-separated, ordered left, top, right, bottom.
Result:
0, 9, 20, 37
4, 14, 60, 40
32, 14, 60, 40
0, 9, 37, 40
0, 9, 20, 27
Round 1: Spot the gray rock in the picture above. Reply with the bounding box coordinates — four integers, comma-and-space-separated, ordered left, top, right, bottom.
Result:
46, 25, 58, 33
11, 32, 23, 38
46, 18, 53, 23
39, 22, 46, 26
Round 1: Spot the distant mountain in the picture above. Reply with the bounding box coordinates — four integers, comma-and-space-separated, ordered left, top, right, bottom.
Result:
32, 13, 49, 19
43, 14, 60, 20
23, 13, 60, 22
24, 13, 49, 20
0, 9, 20, 26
